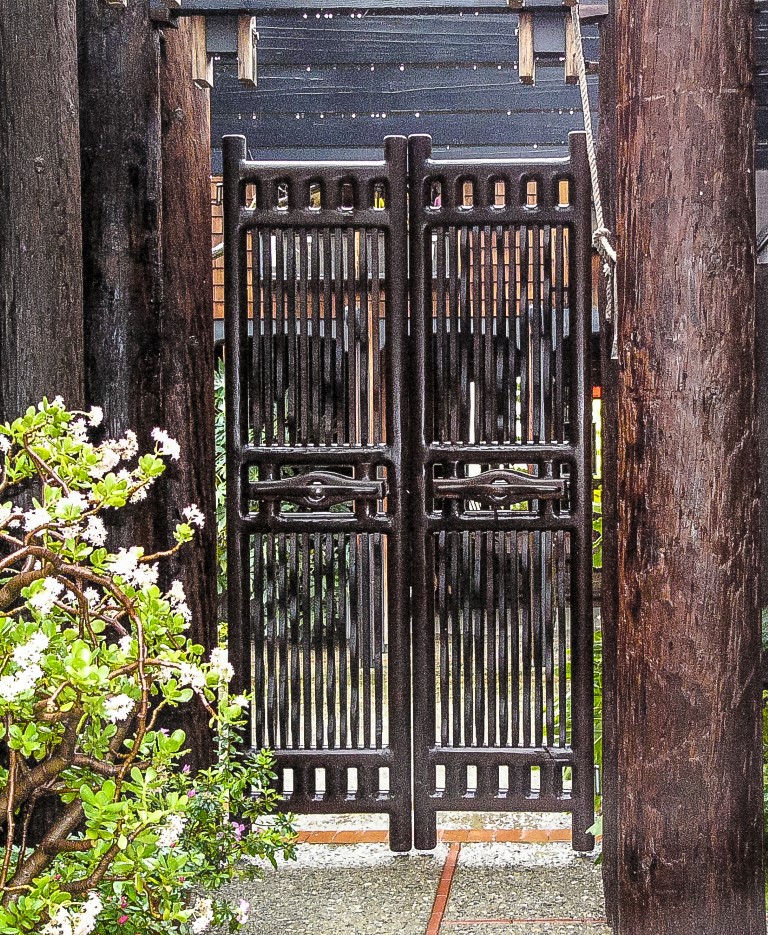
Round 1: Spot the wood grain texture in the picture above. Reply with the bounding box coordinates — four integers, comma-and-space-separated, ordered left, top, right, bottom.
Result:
615, 2, 765, 931
159, 20, 217, 769
78, 0, 164, 549
0, 0, 84, 419
595, 0, 618, 925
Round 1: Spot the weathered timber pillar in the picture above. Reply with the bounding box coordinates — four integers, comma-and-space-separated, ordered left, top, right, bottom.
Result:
78, 0, 163, 547
596, 1, 618, 926
616, 3, 765, 933
0, 0, 84, 419
159, 21, 217, 767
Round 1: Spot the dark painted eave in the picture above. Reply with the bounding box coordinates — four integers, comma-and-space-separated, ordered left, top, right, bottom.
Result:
175, 1, 607, 18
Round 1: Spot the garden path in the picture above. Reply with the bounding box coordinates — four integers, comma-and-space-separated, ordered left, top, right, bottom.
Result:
220, 813, 611, 935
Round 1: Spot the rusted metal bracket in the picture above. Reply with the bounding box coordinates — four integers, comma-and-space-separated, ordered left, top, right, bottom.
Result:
433, 469, 565, 507
250, 471, 386, 509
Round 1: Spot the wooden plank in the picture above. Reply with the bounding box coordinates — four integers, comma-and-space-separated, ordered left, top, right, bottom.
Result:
238, 15, 258, 85
564, 11, 577, 83
518, 12, 535, 83
191, 15, 214, 87
211, 63, 598, 114
207, 14, 599, 65
211, 108, 591, 147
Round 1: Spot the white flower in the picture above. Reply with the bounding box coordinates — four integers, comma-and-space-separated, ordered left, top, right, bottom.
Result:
51, 396, 65, 409
0, 504, 14, 528
168, 580, 186, 605
84, 588, 100, 607
190, 898, 214, 934
70, 419, 89, 443
23, 507, 51, 532
167, 580, 191, 623
157, 813, 187, 849
115, 429, 138, 460
88, 406, 103, 427
178, 662, 206, 692
13, 632, 49, 668
234, 899, 250, 924
91, 444, 120, 479
0, 663, 44, 703
151, 427, 181, 461
233, 694, 249, 709
29, 577, 65, 615
132, 562, 159, 590
42, 905, 73, 935
118, 634, 133, 655
107, 547, 142, 582
103, 693, 134, 723
209, 647, 234, 683
0, 435, 10, 453
182, 504, 205, 529
72, 893, 102, 935
83, 516, 106, 546
130, 485, 148, 503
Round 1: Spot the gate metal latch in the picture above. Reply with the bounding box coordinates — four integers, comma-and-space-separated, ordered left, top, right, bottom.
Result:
432, 469, 565, 508
250, 470, 386, 509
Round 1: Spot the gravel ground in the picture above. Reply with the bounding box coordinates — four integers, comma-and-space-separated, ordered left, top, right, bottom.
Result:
218, 844, 447, 935
445, 843, 606, 925
216, 819, 610, 934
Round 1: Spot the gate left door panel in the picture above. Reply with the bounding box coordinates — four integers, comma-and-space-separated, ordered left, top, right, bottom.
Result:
222, 135, 413, 850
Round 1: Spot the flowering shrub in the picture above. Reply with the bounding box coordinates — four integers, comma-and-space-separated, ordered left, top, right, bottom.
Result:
0, 399, 295, 935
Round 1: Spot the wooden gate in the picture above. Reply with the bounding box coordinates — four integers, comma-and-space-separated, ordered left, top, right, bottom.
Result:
223, 131, 594, 852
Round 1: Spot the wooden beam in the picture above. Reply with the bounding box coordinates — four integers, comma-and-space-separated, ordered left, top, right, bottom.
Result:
615, 0, 765, 931
159, 20, 217, 771
518, 11, 535, 84
0, 0, 84, 420
237, 15, 258, 86
191, 15, 214, 88
564, 11, 577, 83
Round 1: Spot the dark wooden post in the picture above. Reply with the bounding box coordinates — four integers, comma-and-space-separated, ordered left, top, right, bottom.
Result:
78, 0, 164, 547
615, 3, 765, 932
159, 21, 218, 767
596, 1, 619, 926
0, 0, 84, 419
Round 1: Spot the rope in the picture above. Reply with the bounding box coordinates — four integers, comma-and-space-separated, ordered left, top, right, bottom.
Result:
570, 2, 619, 359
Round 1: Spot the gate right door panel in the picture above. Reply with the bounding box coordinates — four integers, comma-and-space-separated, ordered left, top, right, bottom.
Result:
408, 132, 595, 851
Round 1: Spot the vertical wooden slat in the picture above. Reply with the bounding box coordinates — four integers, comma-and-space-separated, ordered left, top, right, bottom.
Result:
237, 15, 258, 87
190, 16, 213, 89
518, 12, 535, 85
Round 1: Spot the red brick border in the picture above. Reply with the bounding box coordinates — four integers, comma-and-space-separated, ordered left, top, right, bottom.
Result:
425, 843, 461, 935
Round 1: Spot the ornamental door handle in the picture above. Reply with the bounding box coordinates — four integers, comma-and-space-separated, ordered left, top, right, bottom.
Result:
250, 471, 386, 509
432, 469, 566, 508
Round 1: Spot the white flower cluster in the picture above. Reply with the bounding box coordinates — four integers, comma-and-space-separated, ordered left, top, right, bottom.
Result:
0, 631, 49, 703
107, 547, 158, 590
42, 893, 103, 935
0, 434, 9, 453
157, 812, 187, 849
90, 429, 139, 479
24, 506, 51, 532
177, 662, 206, 692
83, 515, 106, 546
190, 897, 214, 934
103, 693, 134, 724
168, 579, 191, 623
182, 504, 205, 529
28, 577, 64, 615
152, 427, 181, 461
209, 647, 234, 684
55, 491, 89, 517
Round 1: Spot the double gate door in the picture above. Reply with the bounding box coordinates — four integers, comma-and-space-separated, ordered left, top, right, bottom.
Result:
223, 132, 594, 852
